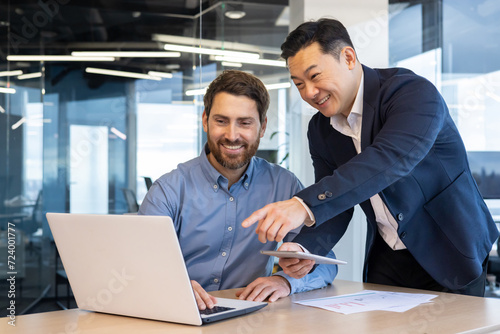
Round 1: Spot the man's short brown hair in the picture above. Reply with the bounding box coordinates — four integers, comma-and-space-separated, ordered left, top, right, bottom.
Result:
203, 70, 269, 124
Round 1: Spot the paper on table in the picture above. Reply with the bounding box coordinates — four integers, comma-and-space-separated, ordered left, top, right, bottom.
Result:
294, 290, 438, 314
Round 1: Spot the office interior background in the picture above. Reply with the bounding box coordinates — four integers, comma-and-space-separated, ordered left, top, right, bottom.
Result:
1, 0, 499, 315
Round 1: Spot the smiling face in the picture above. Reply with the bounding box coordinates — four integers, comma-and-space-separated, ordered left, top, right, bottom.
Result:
288, 42, 361, 118
203, 91, 266, 178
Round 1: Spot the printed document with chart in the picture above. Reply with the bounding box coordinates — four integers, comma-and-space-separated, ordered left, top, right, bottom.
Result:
294, 290, 437, 314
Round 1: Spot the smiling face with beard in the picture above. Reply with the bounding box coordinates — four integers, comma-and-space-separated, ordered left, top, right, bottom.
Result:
207, 132, 260, 170
203, 92, 266, 183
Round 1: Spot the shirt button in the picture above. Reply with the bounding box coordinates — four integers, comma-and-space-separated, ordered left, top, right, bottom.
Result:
227, 227, 233, 231
222, 252, 227, 257
213, 184, 218, 189
244, 183, 249, 187
318, 193, 326, 200
229, 197, 234, 202
400, 231, 407, 239
213, 278, 219, 283
397, 213, 404, 221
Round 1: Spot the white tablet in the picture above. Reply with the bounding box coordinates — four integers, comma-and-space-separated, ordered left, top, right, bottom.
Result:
260, 250, 347, 265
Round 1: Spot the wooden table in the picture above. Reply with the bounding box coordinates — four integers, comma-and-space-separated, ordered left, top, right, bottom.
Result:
3, 280, 500, 334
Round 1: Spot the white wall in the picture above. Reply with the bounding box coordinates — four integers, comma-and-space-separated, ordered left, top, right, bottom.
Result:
288, 0, 388, 282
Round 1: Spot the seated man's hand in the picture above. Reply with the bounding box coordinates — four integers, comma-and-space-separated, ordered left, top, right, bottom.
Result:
278, 242, 315, 279
235, 276, 291, 302
191, 280, 217, 310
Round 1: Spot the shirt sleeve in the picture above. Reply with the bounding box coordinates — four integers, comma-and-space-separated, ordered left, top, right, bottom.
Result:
138, 180, 177, 218
273, 249, 338, 294
293, 196, 316, 227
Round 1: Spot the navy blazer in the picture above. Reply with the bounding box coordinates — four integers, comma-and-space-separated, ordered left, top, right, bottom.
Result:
293, 65, 499, 290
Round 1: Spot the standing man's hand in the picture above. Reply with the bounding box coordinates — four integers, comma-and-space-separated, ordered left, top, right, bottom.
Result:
241, 198, 307, 243
277, 242, 315, 279
191, 280, 217, 310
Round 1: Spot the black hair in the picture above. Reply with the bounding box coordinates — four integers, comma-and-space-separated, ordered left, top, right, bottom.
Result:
281, 18, 355, 61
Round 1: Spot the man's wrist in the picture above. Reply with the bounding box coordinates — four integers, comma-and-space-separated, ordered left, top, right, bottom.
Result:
272, 273, 293, 292
293, 196, 316, 227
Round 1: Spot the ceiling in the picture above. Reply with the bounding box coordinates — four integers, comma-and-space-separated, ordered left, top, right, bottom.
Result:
0, 0, 289, 84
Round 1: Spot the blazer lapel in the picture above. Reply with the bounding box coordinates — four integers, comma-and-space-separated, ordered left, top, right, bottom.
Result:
317, 114, 357, 166
330, 129, 358, 165
361, 65, 379, 151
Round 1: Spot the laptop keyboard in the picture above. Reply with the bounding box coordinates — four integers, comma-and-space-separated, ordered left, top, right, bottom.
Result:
199, 306, 235, 315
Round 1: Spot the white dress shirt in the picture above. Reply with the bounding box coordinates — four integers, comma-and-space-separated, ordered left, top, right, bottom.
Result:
330, 73, 406, 250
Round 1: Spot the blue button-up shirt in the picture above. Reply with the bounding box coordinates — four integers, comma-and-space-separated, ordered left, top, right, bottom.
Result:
139, 147, 337, 293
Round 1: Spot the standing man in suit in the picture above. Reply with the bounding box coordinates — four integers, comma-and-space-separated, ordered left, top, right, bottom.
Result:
242, 18, 499, 296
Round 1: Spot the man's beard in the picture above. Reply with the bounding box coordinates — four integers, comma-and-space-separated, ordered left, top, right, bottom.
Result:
207, 133, 260, 170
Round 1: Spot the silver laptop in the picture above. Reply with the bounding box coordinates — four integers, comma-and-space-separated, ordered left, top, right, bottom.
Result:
46, 213, 267, 326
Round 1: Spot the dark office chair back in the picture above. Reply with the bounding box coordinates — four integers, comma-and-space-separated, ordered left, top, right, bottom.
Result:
23, 190, 43, 235
143, 177, 153, 190
122, 188, 139, 213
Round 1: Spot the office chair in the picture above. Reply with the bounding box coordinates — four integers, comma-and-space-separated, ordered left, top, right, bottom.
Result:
54, 246, 73, 309
143, 176, 153, 190
23, 190, 43, 236
122, 188, 139, 213
22, 190, 44, 257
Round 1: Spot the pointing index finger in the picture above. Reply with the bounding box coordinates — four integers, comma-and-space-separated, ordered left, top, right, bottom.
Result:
241, 208, 267, 228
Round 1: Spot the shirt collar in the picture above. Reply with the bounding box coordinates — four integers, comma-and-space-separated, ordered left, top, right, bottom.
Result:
330, 72, 364, 138
350, 71, 364, 120
200, 143, 252, 192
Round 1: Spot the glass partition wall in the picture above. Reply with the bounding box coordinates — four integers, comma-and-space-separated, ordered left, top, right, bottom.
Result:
389, 0, 500, 288
0, 0, 290, 314
389, 0, 500, 215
